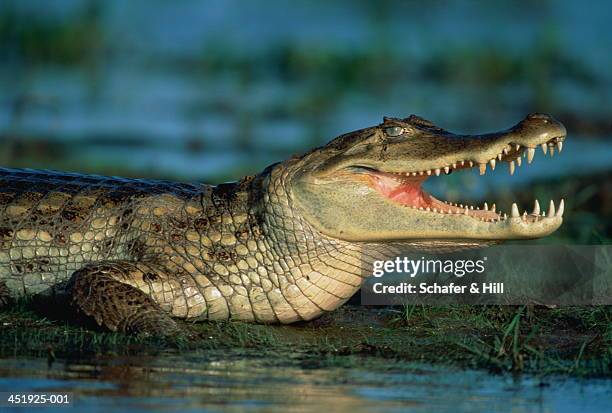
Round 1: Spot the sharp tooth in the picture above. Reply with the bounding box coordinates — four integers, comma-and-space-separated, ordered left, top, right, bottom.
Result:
557, 141, 563, 152
557, 199, 564, 217
489, 159, 496, 170
511, 203, 520, 218
527, 148, 535, 163
426, 207, 431, 211
516, 156, 522, 167
433, 208, 437, 212
459, 204, 464, 208
411, 172, 418, 176
419, 171, 424, 175
460, 160, 465, 166
464, 207, 469, 215
483, 202, 489, 211
468, 160, 474, 167
503, 213, 508, 220
522, 211, 528, 220
515, 144, 520, 151
548, 200, 556, 217
434, 168, 441, 176
470, 205, 474, 210
426, 169, 432, 175
550, 146, 555, 157
479, 163, 487, 175
533, 199, 540, 215
497, 153, 503, 161
452, 162, 457, 168
491, 203, 496, 212
419, 207, 424, 210
509, 160, 515, 175
502, 147, 509, 155
444, 166, 450, 174
541, 143, 548, 155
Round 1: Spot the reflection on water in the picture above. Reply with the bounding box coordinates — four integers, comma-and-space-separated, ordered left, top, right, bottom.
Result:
1, 350, 611, 413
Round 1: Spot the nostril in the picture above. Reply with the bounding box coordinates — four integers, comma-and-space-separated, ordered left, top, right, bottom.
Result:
527, 113, 550, 120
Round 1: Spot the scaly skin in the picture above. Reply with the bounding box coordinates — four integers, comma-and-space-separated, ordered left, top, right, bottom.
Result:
0, 113, 567, 334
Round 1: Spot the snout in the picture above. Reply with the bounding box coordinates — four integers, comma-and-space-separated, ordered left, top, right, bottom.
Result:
515, 113, 567, 143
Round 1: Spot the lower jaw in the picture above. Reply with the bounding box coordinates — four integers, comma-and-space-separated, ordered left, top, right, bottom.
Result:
363, 165, 565, 229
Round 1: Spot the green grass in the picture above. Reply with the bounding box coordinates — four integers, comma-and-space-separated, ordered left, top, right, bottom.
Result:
1, 303, 610, 377
0, 4, 103, 65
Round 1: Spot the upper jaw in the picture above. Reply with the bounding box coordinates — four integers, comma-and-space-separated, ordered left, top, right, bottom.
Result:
369, 132, 565, 180
375, 113, 567, 177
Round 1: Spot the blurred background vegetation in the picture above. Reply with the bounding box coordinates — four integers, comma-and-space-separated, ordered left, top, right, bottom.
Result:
0, 0, 610, 243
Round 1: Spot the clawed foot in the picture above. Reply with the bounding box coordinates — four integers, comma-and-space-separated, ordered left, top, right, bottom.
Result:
69, 263, 196, 341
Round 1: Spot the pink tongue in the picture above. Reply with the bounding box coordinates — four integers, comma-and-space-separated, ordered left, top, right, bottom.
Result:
371, 174, 432, 208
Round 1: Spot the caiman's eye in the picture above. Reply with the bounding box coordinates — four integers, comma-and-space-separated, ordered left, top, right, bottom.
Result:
384, 126, 404, 137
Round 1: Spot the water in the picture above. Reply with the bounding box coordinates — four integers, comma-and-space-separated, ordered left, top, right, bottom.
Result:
423, 138, 612, 202
1, 351, 610, 412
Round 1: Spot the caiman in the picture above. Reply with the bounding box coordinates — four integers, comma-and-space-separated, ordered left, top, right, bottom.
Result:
0, 113, 567, 335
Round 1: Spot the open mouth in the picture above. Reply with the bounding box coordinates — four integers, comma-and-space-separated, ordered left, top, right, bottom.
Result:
362, 135, 566, 224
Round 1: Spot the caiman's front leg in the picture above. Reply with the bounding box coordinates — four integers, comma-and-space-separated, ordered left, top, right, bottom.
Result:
69, 262, 182, 336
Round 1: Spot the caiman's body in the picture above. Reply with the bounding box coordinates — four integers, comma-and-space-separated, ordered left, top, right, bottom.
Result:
0, 114, 567, 334
0, 167, 363, 324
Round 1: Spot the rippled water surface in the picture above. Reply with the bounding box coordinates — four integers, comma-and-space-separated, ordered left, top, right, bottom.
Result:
1, 351, 611, 413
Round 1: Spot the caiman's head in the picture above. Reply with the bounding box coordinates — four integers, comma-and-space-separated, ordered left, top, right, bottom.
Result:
288, 113, 566, 245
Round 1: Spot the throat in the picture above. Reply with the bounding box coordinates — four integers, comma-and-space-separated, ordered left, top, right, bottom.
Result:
370, 173, 432, 208
367, 170, 499, 220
